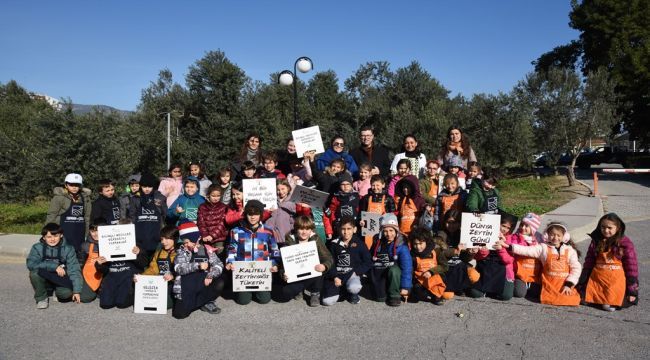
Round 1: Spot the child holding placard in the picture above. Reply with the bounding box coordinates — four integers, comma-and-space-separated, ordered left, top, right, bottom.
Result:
136, 225, 179, 309
468, 214, 516, 301
368, 214, 412, 306
509, 213, 543, 299
27, 223, 83, 309
501, 222, 582, 306
95, 235, 142, 309
173, 220, 224, 318
359, 174, 396, 249
409, 228, 448, 305
280, 216, 333, 306
225, 200, 280, 305
322, 217, 372, 305
79, 222, 104, 303
578, 213, 639, 311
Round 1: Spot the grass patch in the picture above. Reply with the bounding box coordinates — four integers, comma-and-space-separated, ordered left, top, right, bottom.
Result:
0, 201, 49, 234
500, 175, 578, 219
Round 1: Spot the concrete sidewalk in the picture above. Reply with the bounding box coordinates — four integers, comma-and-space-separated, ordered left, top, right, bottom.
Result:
0, 194, 604, 259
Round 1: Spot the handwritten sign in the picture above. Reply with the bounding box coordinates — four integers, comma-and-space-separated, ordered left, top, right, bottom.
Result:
460, 212, 501, 249
292, 126, 325, 156
243, 178, 278, 210
288, 185, 329, 209
280, 241, 321, 283
98, 224, 137, 261
232, 261, 272, 292
134, 275, 167, 314
361, 211, 381, 237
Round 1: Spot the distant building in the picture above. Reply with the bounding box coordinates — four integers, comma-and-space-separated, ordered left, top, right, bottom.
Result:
28, 93, 63, 111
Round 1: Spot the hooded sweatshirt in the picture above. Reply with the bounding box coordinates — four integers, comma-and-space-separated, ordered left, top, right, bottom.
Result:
167, 176, 205, 225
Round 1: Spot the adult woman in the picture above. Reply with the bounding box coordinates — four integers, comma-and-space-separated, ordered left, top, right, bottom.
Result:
158, 162, 184, 207
390, 134, 427, 178
316, 135, 359, 177
238, 132, 263, 167
437, 125, 477, 171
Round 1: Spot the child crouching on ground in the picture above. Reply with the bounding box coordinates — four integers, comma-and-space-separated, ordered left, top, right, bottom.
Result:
173, 220, 224, 318
280, 216, 333, 306
323, 217, 372, 305
409, 228, 448, 305
136, 225, 179, 310
27, 223, 82, 309
369, 214, 412, 306
502, 222, 582, 306
509, 213, 543, 299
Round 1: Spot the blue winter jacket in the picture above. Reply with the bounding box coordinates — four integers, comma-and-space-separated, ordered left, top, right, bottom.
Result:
167, 176, 206, 224
316, 147, 359, 177
370, 234, 413, 290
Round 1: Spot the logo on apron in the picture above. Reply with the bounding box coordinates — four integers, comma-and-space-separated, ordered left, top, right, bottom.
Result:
112, 207, 120, 220
141, 208, 156, 215
71, 205, 83, 217
185, 208, 198, 220
337, 253, 351, 266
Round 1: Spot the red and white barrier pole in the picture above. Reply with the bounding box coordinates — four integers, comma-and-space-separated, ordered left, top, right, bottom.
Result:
603, 169, 650, 174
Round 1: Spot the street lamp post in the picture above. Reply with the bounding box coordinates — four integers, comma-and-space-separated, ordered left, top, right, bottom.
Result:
278, 56, 313, 130
157, 112, 173, 170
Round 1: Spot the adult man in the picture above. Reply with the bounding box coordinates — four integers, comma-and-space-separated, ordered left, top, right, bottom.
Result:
350, 126, 392, 178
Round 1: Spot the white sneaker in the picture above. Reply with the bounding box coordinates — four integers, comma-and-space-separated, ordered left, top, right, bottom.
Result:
36, 299, 49, 309
602, 304, 616, 312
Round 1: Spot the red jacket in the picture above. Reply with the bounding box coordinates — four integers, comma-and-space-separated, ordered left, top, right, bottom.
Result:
197, 201, 228, 243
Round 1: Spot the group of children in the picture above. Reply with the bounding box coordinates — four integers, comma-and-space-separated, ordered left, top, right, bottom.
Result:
29, 147, 639, 318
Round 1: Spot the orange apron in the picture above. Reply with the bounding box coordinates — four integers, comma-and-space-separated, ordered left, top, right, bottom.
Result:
82, 243, 103, 291
438, 194, 461, 219
585, 250, 626, 306
515, 256, 541, 284
427, 178, 439, 199
414, 256, 446, 297
397, 198, 417, 235
540, 246, 580, 306
364, 195, 386, 249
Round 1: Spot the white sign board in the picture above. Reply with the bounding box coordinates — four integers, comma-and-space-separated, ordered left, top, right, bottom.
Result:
98, 224, 137, 261
288, 185, 329, 209
280, 241, 321, 283
134, 275, 167, 314
361, 211, 382, 237
460, 212, 501, 249
232, 261, 272, 292
292, 126, 325, 156
243, 178, 278, 210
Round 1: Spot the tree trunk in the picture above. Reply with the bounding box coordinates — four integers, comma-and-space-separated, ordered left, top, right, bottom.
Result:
567, 156, 578, 186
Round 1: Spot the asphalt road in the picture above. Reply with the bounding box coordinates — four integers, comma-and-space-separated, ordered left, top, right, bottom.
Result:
1, 171, 649, 359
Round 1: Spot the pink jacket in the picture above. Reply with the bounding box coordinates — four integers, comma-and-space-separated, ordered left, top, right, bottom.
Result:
158, 177, 183, 207
353, 179, 371, 198
475, 247, 515, 281
387, 175, 403, 197
511, 243, 582, 286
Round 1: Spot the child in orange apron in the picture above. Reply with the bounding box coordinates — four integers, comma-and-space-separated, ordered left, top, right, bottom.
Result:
79, 222, 105, 303
409, 228, 448, 305
394, 175, 426, 236
359, 175, 397, 249
433, 174, 466, 231
504, 222, 582, 306
578, 213, 639, 311
508, 213, 544, 299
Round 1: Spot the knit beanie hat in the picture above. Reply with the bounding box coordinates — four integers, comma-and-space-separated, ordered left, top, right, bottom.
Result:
448, 155, 463, 169
139, 173, 158, 188
128, 174, 141, 184
339, 172, 353, 185
521, 213, 541, 234
177, 219, 200, 243
379, 213, 400, 232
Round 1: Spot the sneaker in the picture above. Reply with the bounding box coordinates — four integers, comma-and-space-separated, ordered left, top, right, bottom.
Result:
387, 297, 402, 307
294, 291, 303, 301
36, 299, 49, 309
432, 297, 446, 306
348, 294, 361, 304
602, 304, 616, 312
309, 293, 321, 307
200, 301, 222, 314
